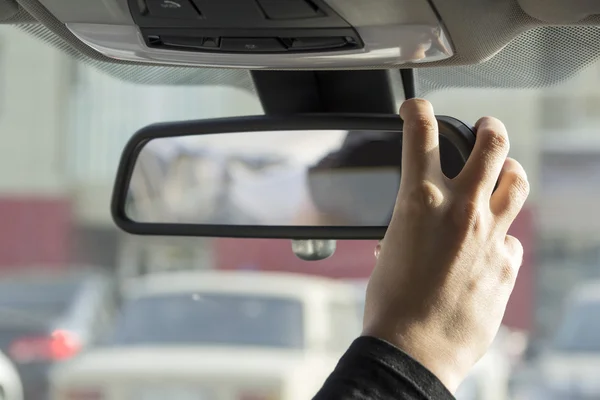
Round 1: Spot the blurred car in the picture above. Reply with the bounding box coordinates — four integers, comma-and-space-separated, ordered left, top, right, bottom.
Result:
50, 270, 361, 400
515, 281, 600, 399
0, 350, 23, 400
0, 270, 120, 400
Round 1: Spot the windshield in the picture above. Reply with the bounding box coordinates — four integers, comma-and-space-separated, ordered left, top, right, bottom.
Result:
2, 24, 600, 400
109, 293, 304, 348
0, 280, 80, 318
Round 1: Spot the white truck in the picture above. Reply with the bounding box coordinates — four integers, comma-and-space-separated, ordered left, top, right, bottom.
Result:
50, 270, 361, 400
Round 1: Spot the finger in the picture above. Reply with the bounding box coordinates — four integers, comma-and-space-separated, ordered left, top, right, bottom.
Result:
399, 99, 441, 185
491, 158, 530, 224
457, 117, 509, 199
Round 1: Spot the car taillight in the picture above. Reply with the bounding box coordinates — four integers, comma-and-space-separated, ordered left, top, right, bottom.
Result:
8, 330, 81, 363
64, 388, 104, 400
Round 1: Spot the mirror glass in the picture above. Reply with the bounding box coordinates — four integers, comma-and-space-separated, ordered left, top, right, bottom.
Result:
125, 129, 463, 227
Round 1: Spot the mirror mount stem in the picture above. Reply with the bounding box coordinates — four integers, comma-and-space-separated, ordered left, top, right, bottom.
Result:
251, 70, 398, 115
291, 240, 337, 261
252, 70, 399, 260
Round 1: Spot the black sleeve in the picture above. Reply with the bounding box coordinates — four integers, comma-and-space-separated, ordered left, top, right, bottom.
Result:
313, 336, 455, 400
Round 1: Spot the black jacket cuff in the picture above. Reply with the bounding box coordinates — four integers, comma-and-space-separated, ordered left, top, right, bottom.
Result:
313, 336, 455, 400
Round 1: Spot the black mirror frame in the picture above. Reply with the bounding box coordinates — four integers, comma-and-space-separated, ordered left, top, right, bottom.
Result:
111, 113, 475, 240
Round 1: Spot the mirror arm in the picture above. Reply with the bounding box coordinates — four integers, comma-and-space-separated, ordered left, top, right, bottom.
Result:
251, 70, 397, 115
400, 69, 416, 99
252, 70, 397, 259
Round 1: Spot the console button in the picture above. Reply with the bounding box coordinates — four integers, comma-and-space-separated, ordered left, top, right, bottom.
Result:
289, 37, 348, 50
156, 36, 221, 50
201, 37, 220, 48
145, 0, 200, 19
221, 38, 285, 52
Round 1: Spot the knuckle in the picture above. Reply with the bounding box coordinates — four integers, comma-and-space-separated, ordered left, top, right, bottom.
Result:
498, 237, 523, 284
403, 181, 444, 213
452, 199, 483, 232
483, 129, 510, 154
406, 114, 437, 135
507, 171, 530, 199
498, 259, 517, 284
506, 235, 524, 262
401, 99, 435, 129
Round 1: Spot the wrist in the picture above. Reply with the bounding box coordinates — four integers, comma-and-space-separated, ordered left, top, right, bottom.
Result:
362, 325, 466, 393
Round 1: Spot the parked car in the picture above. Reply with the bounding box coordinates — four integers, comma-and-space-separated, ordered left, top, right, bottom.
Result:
0, 350, 23, 400
0, 270, 120, 400
512, 281, 600, 399
50, 270, 361, 400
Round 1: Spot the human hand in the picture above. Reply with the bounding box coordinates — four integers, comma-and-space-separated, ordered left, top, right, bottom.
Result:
362, 99, 529, 393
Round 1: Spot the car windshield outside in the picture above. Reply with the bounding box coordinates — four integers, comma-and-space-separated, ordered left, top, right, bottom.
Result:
0, 280, 80, 318
108, 293, 304, 348
1, 24, 600, 400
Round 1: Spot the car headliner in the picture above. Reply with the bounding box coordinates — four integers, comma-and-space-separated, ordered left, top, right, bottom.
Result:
5, 0, 600, 90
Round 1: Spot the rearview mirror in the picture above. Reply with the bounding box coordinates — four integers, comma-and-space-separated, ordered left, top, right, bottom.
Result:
112, 114, 475, 240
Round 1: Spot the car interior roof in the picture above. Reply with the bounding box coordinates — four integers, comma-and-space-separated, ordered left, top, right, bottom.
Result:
3, 0, 600, 89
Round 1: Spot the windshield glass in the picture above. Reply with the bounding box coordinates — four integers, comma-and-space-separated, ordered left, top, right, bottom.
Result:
109, 293, 304, 348
0, 280, 80, 317
2, 24, 599, 400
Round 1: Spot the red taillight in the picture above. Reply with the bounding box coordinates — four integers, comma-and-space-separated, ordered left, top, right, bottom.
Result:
8, 330, 81, 363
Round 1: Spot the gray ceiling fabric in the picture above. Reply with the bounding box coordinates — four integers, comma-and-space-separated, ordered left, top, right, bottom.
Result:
14, 0, 256, 89
9, 0, 600, 91
0, 3, 35, 23
417, 25, 600, 94
0, 0, 20, 21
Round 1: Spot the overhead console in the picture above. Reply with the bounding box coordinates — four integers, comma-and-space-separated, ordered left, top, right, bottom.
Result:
50, 0, 454, 68
131, 0, 363, 54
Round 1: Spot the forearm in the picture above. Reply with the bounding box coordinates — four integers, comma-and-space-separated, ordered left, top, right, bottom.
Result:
313, 336, 455, 400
